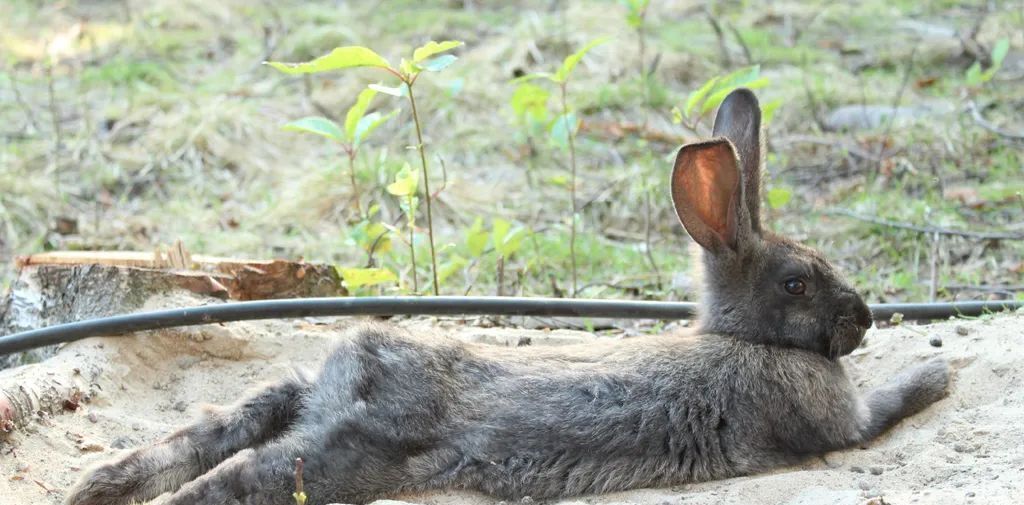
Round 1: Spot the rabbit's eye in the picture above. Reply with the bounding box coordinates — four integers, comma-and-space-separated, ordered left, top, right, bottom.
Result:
783, 278, 806, 295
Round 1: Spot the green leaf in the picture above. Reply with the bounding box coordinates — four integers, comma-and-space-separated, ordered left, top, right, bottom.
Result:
549, 112, 579, 147
510, 83, 550, 122
699, 67, 765, 116
386, 163, 418, 196
979, 38, 1010, 82
368, 83, 406, 97
671, 105, 683, 124
412, 40, 463, 63
965, 62, 982, 85
498, 228, 526, 257
491, 218, 526, 257
766, 187, 792, 209
437, 254, 467, 285
264, 46, 390, 75
282, 116, 343, 142
420, 54, 458, 72
990, 38, 1010, 68
465, 217, 489, 257
760, 99, 782, 124
340, 267, 397, 289
399, 58, 417, 77
349, 221, 392, 255
683, 76, 719, 117
352, 109, 399, 148
553, 37, 610, 83
491, 218, 511, 255
344, 88, 377, 141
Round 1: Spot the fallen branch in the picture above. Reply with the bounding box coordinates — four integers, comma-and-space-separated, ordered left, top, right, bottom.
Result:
967, 101, 1024, 140
579, 119, 689, 146
824, 209, 1024, 240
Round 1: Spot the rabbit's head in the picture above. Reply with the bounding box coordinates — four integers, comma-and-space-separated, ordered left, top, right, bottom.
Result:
671, 88, 871, 359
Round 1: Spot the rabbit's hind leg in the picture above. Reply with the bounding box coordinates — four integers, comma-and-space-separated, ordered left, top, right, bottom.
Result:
64, 374, 310, 505
160, 432, 353, 505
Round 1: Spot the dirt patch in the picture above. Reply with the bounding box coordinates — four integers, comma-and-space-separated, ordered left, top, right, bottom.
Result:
1, 312, 1022, 504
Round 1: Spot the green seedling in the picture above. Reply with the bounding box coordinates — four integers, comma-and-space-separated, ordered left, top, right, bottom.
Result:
965, 38, 1009, 87
282, 88, 398, 218
674, 65, 778, 130
386, 162, 421, 292
514, 36, 609, 296
267, 40, 464, 295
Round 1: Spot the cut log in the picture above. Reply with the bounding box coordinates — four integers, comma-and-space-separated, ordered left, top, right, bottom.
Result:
0, 250, 346, 368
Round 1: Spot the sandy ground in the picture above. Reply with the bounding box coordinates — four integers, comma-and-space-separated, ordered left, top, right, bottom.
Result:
1, 307, 1022, 505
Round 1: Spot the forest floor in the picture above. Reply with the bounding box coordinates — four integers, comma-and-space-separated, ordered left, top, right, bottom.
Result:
1, 0, 1022, 303
1, 306, 1022, 505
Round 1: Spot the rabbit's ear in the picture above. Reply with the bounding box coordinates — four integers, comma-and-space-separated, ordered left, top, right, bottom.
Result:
671, 138, 744, 252
712, 88, 763, 233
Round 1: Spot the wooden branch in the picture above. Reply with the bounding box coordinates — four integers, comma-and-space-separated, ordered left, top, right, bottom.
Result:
579, 119, 690, 146
967, 101, 1024, 140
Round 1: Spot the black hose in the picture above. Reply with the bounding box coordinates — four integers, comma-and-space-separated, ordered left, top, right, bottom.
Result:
0, 296, 1019, 356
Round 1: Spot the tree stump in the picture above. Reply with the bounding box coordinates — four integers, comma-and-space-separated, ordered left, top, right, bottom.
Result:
0, 251, 346, 369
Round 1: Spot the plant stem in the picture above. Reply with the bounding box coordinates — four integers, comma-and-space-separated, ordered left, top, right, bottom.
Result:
405, 83, 440, 295
407, 193, 418, 293
559, 82, 578, 297
347, 150, 362, 219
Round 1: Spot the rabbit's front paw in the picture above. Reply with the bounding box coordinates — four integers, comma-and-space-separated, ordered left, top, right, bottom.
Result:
65, 460, 147, 505
904, 357, 951, 409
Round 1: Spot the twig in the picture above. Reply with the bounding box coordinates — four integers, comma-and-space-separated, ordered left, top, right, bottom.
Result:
773, 135, 881, 161
726, 22, 753, 65
293, 458, 307, 505
8, 71, 42, 133
301, 75, 339, 121
799, 58, 829, 132
433, 154, 449, 196
46, 62, 63, 195
704, 9, 732, 67
875, 45, 917, 172
559, 82, 579, 297
967, 101, 1024, 140
643, 187, 661, 287
929, 231, 940, 302
824, 209, 1024, 240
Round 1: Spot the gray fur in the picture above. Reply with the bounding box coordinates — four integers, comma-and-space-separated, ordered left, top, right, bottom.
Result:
64, 88, 949, 505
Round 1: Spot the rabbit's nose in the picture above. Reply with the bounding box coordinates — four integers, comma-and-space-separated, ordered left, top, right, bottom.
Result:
851, 297, 873, 329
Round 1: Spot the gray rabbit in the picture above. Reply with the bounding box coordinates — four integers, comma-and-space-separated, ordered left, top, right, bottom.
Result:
65, 88, 949, 505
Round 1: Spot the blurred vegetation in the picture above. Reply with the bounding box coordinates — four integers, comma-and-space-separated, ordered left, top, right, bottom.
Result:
0, 0, 1021, 305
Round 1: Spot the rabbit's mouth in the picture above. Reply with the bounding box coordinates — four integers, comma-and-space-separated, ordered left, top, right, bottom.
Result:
828, 317, 869, 360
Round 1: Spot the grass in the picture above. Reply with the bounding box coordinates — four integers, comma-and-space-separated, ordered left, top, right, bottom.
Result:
0, 0, 1021, 303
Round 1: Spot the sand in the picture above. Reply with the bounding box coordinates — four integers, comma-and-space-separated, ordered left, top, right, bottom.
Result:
1, 308, 1022, 505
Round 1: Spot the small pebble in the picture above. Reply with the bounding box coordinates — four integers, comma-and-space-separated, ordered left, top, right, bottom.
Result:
87, 412, 99, 423
850, 465, 866, 473
929, 336, 943, 347
858, 480, 872, 491
111, 436, 132, 449
520, 497, 534, 504
172, 400, 188, 412
966, 491, 976, 497
869, 466, 884, 475
16, 462, 30, 472
955, 325, 970, 336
